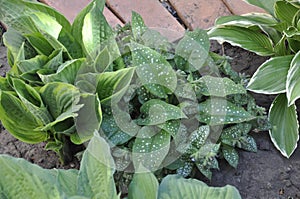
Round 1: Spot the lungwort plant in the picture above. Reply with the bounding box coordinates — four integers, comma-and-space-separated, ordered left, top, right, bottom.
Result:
0, 133, 242, 199
0, 0, 267, 179
209, 0, 300, 157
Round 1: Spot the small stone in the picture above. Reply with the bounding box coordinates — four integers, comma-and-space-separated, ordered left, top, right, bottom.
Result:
70, 163, 75, 168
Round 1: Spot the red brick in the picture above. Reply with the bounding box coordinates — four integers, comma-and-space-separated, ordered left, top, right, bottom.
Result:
222, 0, 266, 15
40, 0, 123, 27
169, 0, 231, 30
106, 0, 185, 41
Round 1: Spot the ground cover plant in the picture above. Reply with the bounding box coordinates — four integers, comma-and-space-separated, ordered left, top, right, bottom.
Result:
0, 0, 269, 197
209, 0, 300, 158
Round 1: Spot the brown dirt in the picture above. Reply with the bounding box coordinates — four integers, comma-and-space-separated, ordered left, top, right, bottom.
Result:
0, 29, 300, 198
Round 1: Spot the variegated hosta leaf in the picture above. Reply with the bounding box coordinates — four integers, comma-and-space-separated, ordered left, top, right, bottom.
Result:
275, 1, 299, 26
269, 94, 299, 158
81, 0, 120, 60
132, 128, 171, 171
0, 91, 48, 143
222, 146, 239, 168
215, 13, 277, 27
197, 98, 255, 125
136, 99, 187, 125
175, 29, 210, 71
97, 67, 135, 105
38, 82, 83, 131
244, 0, 279, 15
12, 78, 52, 124
194, 76, 246, 97
287, 51, 300, 105
208, 26, 274, 56
247, 55, 294, 94
38, 58, 85, 84
130, 42, 177, 98
158, 175, 242, 199
17, 54, 48, 73
71, 93, 102, 144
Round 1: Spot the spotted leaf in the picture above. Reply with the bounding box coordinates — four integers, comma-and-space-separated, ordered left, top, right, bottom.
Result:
222, 146, 239, 168
175, 29, 210, 71
194, 76, 246, 97
130, 42, 177, 98
136, 99, 187, 125
132, 128, 171, 171
197, 98, 255, 125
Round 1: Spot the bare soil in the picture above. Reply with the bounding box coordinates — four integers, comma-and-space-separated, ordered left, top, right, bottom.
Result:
0, 31, 300, 198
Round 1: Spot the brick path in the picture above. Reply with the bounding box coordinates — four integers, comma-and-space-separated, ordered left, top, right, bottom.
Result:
41, 0, 264, 37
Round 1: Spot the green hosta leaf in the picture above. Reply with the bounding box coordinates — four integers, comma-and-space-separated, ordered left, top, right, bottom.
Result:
3, 29, 33, 66
94, 47, 111, 73
17, 54, 48, 73
12, 78, 52, 124
247, 55, 294, 94
175, 29, 210, 71
25, 32, 55, 56
215, 13, 277, 27
0, 0, 71, 32
38, 58, 85, 84
72, 0, 105, 48
269, 94, 299, 157
77, 133, 118, 199
136, 99, 187, 125
38, 82, 82, 132
130, 42, 177, 97
128, 171, 159, 199
100, 113, 133, 145
44, 49, 64, 70
75, 73, 100, 93
29, 11, 62, 39
71, 93, 102, 144
208, 26, 274, 56
158, 175, 242, 199
97, 67, 135, 105
287, 51, 300, 105
133, 128, 171, 171
244, 0, 279, 15
197, 98, 255, 125
0, 155, 78, 199
0, 91, 48, 143
81, 0, 119, 60
275, 1, 299, 25
222, 146, 239, 168
58, 29, 84, 59
131, 11, 147, 40
194, 76, 246, 97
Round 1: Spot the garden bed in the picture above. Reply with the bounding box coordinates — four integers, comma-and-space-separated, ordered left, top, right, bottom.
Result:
0, 24, 299, 198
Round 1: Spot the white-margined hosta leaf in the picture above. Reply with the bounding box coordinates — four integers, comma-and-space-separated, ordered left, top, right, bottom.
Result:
269, 94, 299, 158
247, 55, 294, 94
275, 1, 299, 26
244, 0, 278, 16
208, 26, 274, 56
287, 51, 300, 105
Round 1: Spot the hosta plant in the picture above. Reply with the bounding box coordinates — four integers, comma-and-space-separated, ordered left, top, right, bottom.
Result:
0, 0, 268, 180
0, 133, 242, 199
209, 0, 300, 157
